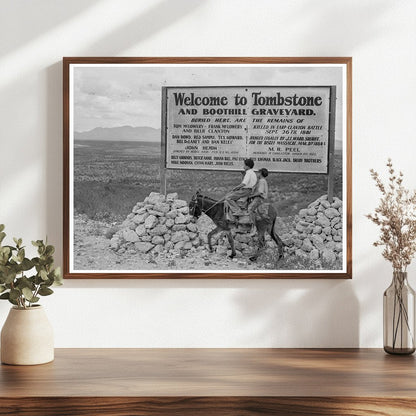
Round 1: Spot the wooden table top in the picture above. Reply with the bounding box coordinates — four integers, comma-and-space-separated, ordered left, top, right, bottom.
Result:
1, 348, 415, 398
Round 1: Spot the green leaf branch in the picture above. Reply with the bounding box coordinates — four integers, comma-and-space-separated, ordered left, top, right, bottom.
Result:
0, 224, 62, 309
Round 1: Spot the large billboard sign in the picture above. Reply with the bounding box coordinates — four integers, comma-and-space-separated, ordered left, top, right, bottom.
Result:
163, 86, 335, 174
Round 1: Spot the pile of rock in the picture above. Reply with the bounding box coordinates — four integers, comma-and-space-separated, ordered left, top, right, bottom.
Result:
212, 220, 253, 256
110, 192, 200, 255
281, 195, 343, 263
201, 213, 269, 257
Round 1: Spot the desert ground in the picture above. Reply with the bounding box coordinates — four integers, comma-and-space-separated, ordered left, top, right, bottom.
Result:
73, 140, 343, 271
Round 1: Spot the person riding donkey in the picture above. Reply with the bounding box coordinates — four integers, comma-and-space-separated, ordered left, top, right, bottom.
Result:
224, 158, 257, 217
248, 168, 269, 236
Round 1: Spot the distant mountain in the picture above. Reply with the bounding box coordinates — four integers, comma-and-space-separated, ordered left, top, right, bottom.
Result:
74, 126, 161, 142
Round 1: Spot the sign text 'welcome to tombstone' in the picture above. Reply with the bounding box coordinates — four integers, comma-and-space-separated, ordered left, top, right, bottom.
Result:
163, 86, 334, 174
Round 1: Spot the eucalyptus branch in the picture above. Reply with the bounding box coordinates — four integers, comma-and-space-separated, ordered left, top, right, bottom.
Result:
0, 225, 62, 308
32, 284, 41, 301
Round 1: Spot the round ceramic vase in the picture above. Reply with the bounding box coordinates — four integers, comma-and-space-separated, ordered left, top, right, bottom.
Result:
1, 305, 54, 365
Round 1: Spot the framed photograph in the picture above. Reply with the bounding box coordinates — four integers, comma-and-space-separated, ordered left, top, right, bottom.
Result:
63, 57, 352, 279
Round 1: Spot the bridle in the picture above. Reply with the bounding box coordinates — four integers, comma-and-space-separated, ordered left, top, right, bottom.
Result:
190, 194, 222, 216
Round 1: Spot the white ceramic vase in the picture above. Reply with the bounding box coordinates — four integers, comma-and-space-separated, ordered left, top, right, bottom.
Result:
1, 305, 54, 365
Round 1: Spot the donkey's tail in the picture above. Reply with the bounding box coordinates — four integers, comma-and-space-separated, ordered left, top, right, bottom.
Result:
270, 217, 285, 260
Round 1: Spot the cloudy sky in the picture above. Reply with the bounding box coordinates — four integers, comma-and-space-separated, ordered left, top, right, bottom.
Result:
73, 64, 344, 137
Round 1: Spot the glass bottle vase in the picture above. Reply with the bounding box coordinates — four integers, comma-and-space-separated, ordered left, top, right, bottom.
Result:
383, 271, 415, 355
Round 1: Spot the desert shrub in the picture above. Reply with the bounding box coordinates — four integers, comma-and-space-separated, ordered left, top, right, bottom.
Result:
104, 226, 120, 240
256, 249, 342, 271
74, 181, 156, 222
73, 141, 343, 223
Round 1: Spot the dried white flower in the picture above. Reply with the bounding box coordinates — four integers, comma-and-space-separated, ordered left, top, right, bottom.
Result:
367, 159, 416, 272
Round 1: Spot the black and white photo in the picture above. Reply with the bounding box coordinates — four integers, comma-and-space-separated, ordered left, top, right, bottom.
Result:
63, 58, 352, 279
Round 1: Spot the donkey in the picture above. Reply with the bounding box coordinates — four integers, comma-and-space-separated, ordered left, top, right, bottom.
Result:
189, 192, 285, 261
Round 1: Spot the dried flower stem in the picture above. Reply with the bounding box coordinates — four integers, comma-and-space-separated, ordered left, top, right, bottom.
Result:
366, 159, 416, 272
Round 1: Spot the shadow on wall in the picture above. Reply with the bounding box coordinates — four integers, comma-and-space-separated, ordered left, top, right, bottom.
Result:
27, 0, 390, 348
46, 0, 205, 263
1, 0, 205, 56
354, 247, 397, 348
233, 280, 359, 347
0, 0, 401, 348
46, 62, 64, 263
57, 273, 359, 348
0, 302, 10, 329
47, 0, 396, 273
299, 0, 394, 52
80, 0, 206, 56
0, 0, 101, 56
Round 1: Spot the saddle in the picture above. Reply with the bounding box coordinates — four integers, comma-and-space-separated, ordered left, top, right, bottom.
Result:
255, 202, 271, 222
223, 198, 271, 224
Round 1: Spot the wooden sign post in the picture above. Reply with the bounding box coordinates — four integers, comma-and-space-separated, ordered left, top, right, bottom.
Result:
160, 87, 168, 195
327, 86, 337, 203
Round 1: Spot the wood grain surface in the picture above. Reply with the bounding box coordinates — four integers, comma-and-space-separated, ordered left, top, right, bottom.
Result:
1, 397, 416, 416
1, 348, 415, 415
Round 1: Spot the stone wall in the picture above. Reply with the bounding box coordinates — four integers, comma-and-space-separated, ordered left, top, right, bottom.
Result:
110, 192, 200, 255
281, 195, 343, 263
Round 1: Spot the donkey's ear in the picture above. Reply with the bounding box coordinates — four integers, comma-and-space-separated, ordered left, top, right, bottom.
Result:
196, 189, 201, 195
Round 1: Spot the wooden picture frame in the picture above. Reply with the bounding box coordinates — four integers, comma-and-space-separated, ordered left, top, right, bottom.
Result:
63, 57, 352, 279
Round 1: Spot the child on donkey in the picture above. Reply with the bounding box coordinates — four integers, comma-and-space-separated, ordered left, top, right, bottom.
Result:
248, 168, 269, 236
224, 158, 257, 215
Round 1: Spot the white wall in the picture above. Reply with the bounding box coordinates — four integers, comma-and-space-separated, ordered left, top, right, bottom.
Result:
1, 0, 415, 347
